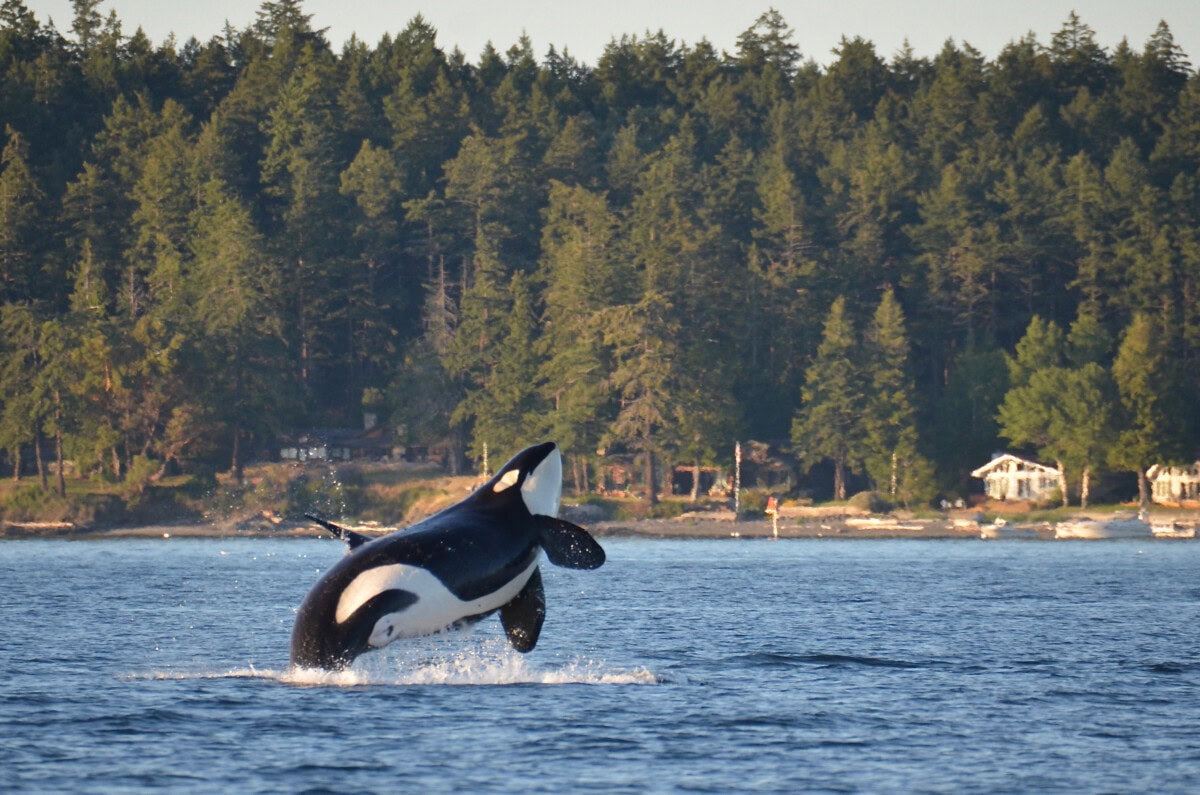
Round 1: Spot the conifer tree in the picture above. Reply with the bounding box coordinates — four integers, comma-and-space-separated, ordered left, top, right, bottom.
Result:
64, 239, 124, 480
862, 289, 931, 504
747, 130, 819, 429
0, 301, 38, 481
260, 41, 349, 407
932, 344, 1009, 496
536, 182, 622, 486
601, 290, 679, 507
188, 178, 285, 482
792, 297, 864, 501
457, 272, 542, 462
389, 256, 466, 472
447, 230, 512, 461
3, 3, 1200, 511
0, 126, 46, 302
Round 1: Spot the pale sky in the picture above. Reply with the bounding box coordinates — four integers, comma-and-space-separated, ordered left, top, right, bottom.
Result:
24, 1, 1200, 69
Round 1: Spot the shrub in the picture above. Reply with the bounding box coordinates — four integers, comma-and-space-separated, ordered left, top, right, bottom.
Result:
737, 489, 769, 516
848, 490, 893, 513
285, 471, 364, 518
1033, 488, 1063, 509
120, 455, 161, 507
0, 484, 93, 524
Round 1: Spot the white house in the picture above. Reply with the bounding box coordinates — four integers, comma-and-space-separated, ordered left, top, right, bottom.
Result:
971, 453, 1062, 501
1147, 462, 1200, 504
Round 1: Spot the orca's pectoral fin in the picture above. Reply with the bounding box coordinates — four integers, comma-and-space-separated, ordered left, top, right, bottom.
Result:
500, 567, 545, 653
532, 516, 606, 570
347, 588, 420, 654
304, 513, 372, 550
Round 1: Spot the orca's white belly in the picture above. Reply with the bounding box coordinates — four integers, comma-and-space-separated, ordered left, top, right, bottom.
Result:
335, 559, 540, 648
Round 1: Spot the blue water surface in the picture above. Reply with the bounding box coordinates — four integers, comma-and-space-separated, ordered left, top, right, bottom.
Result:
1, 536, 1199, 793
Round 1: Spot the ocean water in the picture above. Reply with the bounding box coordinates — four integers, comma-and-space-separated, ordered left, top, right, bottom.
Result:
2, 535, 1199, 794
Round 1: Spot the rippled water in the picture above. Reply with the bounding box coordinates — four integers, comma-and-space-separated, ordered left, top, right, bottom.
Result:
2, 536, 1199, 793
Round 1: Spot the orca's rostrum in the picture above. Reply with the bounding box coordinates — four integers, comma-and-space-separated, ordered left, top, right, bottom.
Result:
290, 442, 605, 670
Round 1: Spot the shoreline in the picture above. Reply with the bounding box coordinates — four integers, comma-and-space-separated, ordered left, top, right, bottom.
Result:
0, 515, 1005, 541
4, 511, 1197, 541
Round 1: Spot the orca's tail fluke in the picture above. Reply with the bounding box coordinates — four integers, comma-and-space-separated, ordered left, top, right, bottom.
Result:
304, 513, 372, 550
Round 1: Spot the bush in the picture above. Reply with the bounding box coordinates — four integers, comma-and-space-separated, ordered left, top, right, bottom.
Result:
2, 484, 53, 521
648, 500, 685, 519
848, 490, 893, 513
1033, 488, 1063, 509
0, 483, 93, 524
737, 489, 769, 516
284, 470, 364, 518
120, 455, 160, 507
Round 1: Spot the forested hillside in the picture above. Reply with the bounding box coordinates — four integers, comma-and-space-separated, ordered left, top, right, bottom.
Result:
1, 0, 1198, 506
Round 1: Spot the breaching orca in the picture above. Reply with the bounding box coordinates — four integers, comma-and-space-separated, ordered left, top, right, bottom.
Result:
289, 441, 605, 670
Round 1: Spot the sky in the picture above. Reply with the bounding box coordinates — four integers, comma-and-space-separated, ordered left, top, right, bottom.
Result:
24, 1, 1200, 69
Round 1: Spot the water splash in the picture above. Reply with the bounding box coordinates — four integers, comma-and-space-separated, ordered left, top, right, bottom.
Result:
131, 643, 658, 687
283, 653, 658, 687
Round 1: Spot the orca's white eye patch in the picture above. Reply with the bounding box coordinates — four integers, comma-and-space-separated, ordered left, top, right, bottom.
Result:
493, 468, 520, 493
521, 447, 562, 516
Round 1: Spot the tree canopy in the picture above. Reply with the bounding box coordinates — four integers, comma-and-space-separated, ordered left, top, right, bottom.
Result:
1, 2, 1198, 504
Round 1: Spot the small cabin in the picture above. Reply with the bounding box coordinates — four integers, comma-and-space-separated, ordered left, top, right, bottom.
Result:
971, 453, 1062, 501
1147, 462, 1200, 504
279, 424, 398, 463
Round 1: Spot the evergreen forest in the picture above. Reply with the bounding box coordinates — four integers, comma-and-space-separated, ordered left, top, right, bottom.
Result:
2, 0, 1199, 510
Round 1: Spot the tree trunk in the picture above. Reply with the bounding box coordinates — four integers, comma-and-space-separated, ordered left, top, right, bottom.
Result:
691, 461, 701, 502
111, 446, 121, 480
1137, 468, 1149, 512
447, 426, 466, 476
54, 430, 66, 498
834, 456, 846, 502
1057, 460, 1068, 507
581, 456, 590, 493
231, 428, 244, 485
11, 445, 20, 481
644, 449, 658, 506
35, 427, 46, 491
1080, 465, 1090, 509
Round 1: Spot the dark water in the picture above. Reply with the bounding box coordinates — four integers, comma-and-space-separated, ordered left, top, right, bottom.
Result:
2, 536, 1199, 793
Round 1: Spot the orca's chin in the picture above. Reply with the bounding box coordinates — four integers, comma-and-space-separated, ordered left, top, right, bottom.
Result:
521, 444, 562, 517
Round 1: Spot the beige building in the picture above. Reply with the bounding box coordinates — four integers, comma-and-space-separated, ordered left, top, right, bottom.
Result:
1147, 462, 1200, 504
971, 454, 1062, 501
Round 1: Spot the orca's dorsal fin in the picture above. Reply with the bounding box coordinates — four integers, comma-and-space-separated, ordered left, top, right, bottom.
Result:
531, 515, 606, 570
304, 513, 372, 550
500, 567, 545, 652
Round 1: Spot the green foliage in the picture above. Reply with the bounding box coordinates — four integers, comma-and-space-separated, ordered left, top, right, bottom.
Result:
284, 472, 364, 519
1110, 313, 1191, 505
737, 489, 770, 516
0, 4, 1198, 522
998, 313, 1119, 506
848, 490, 893, 513
792, 297, 865, 501
1, 483, 59, 521
0, 482, 95, 524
